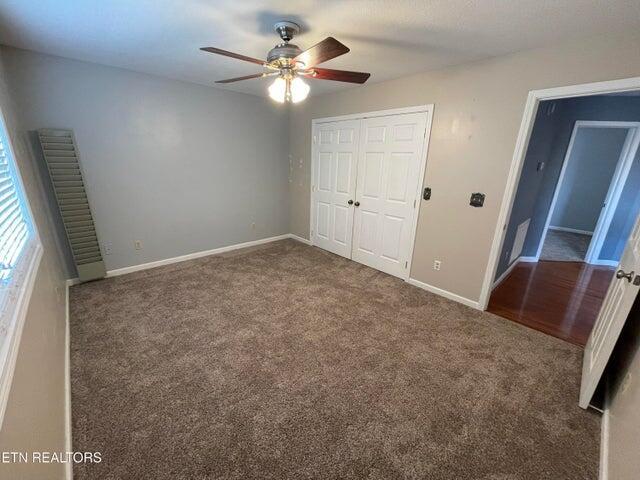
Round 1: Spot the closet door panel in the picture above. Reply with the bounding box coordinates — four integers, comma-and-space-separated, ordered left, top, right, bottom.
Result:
311, 120, 359, 258
352, 113, 427, 278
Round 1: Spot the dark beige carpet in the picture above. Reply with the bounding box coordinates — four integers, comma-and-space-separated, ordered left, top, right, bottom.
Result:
541, 230, 592, 262
70, 239, 600, 480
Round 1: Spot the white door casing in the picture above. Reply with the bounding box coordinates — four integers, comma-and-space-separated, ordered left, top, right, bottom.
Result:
351, 113, 427, 278
311, 120, 359, 258
580, 212, 640, 408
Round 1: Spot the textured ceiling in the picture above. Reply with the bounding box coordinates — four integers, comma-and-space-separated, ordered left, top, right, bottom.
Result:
1, 0, 640, 98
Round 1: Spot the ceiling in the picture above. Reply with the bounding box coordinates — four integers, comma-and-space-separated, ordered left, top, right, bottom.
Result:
1, 0, 640, 98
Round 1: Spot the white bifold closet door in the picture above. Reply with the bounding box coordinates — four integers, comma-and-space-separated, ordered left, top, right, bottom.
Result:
311, 111, 427, 279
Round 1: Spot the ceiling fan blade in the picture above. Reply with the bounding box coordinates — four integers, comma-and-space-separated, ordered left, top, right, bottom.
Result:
215, 72, 277, 84
294, 37, 349, 68
304, 68, 370, 84
200, 47, 265, 66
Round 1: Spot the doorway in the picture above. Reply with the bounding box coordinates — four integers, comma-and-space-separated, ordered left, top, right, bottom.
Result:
309, 106, 433, 279
486, 91, 640, 346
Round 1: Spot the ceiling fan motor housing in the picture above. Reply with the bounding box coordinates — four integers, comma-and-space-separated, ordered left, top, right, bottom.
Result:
267, 43, 302, 65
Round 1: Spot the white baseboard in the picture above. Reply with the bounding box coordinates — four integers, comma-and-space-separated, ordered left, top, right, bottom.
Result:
519, 254, 616, 267
406, 277, 481, 310
492, 258, 520, 289
65, 234, 309, 284
549, 226, 594, 236
105, 234, 291, 278
599, 394, 610, 480
64, 283, 73, 480
492, 254, 545, 290
589, 259, 619, 267
288, 234, 312, 245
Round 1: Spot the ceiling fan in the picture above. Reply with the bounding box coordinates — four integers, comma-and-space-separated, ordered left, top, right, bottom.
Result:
200, 21, 370, 103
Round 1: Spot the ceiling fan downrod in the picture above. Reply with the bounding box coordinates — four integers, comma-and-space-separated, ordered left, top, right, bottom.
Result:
274, 21, 300, 43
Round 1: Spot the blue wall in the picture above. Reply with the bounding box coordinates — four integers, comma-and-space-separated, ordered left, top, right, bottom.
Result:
493, 101, 565, 277
600, 146, 640, 261
550, 127, 628, 233
495, 95, 640, 280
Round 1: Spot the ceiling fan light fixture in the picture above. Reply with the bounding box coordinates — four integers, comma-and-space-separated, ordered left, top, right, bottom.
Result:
268, 75, 310, 103
290, 77, 310, 103
268, 76, 287, 103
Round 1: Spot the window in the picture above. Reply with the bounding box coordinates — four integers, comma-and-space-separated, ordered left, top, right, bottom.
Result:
0, 106, 42, 422
0, 126, 32, 282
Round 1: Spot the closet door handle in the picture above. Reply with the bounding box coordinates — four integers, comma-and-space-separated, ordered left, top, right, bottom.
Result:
354, 201, 360, 207
348, 199, 353, 205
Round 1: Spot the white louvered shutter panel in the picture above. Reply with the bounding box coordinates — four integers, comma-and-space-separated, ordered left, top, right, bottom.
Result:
0, 136, 30, 281
38, 129, 105, 282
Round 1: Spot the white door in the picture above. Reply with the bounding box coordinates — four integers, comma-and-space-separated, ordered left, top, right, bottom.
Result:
580, 213, 640, 408
311, 120, 359, 258
351, 113, 427, 278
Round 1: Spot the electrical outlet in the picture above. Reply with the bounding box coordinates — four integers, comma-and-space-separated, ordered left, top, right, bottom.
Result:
433, 260, 441, 271
134, 240, 142, 250
102, 242, 112, 255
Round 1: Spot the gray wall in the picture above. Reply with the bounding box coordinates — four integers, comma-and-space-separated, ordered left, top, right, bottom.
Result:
0, 48, 68, 479
1, 46, 290, 274
496, 94, 640, 278
550, 127, 628, 232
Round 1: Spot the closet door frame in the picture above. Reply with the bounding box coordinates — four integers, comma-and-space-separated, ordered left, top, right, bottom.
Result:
310, 105, 434, 279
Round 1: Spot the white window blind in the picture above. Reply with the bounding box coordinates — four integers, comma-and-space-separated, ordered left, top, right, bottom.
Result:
0, 131, 30, 281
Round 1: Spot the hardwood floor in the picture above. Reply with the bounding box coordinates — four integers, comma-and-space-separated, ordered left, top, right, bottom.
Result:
488, 261, 615, 346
